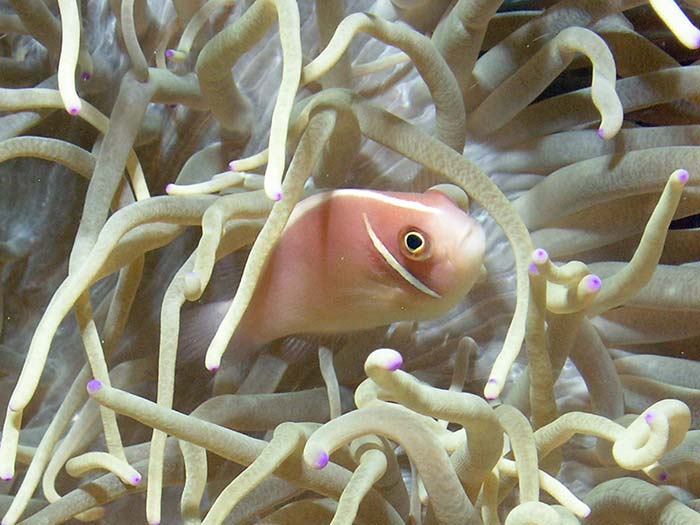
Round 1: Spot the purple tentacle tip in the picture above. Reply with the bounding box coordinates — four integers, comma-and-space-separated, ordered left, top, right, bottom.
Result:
387, 356, 403, 371
677, 169, 689, 184
228, 161, 237, 171
165, 183, 174, 194
68, 106, 80, 116
659, 471, 669, 482
81, 72, 91, 81
87, 379, 103, 394
165, 49, 175, 59
1, 474, 12, 481
273, 191, 283, 202
533, 248, 547, 262
586, 275, 602, 292
131, 473, 142, 485
596, 128, 606, 138
314, 451, 329, 469
207, 365, 219, 373
528, 263, 539, 275
645, 412, 655, 424
485, 378, 499, 400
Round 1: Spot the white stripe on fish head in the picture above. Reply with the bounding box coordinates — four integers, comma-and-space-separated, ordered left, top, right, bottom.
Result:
285, 188, 441, 231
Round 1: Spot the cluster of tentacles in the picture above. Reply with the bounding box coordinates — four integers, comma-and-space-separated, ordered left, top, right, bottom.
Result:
2, 0, 700, 523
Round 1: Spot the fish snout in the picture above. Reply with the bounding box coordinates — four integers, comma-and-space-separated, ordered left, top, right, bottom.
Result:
454, 219, 486, 279
426, 216, 485, 306
459, 218, 486, 257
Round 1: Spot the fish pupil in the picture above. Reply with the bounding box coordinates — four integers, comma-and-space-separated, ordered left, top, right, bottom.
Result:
405, 232, 423, 252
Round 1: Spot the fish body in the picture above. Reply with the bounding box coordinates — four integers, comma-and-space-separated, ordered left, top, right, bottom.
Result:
234, 187, 485, 348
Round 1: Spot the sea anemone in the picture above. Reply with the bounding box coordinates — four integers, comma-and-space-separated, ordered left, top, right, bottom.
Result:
2, 0, 700, 524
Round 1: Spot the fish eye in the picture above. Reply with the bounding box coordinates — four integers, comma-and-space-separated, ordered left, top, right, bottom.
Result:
401, 229, 430, 260
405, 232, 424, 252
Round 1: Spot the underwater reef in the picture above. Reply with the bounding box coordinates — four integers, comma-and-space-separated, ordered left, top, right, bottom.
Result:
2, 0, 700, 523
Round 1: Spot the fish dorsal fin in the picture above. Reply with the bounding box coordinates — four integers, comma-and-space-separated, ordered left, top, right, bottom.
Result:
428, 184, 470, 211
362, 213, 442, 299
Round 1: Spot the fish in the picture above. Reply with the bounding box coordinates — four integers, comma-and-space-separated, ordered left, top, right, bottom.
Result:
229, 186, 486, 350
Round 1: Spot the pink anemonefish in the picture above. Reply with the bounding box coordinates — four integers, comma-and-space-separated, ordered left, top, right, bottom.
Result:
226, 186, 486, 351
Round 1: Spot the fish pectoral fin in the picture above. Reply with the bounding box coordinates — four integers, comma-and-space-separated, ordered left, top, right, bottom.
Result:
362, 213, 442, 299
477, 263, 488, 283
